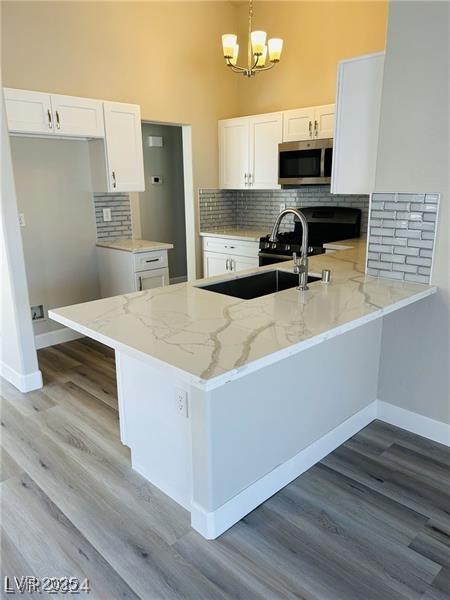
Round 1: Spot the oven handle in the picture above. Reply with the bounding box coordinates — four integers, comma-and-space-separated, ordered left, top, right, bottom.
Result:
258, 252, 292, 260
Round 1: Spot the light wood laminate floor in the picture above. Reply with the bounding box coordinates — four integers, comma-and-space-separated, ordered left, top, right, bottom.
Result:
1, 338, 449, 599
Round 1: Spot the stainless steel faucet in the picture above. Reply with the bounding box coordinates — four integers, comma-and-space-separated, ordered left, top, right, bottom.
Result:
269, 208, 309, 291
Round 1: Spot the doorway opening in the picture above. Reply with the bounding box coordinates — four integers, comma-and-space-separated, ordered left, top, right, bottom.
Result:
136, 121, 191, 284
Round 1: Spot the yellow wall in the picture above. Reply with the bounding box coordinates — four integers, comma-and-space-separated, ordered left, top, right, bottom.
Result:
1, 1, 239, 192
234, 1, 388, 116
1, 1, 387, 183
1, 1, 387, 275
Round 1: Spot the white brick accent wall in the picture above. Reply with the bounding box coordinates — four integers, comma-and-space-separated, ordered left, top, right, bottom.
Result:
367, 193, 439, 284
199, 186, 369, 234
93, 194, 132, 240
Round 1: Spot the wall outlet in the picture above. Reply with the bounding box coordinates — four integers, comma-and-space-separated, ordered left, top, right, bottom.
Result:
279, 203, 286, 212
103, 208, 112, 222
18, 213, 25, 227
31, 304, 45, 321
175, 387, 189, 418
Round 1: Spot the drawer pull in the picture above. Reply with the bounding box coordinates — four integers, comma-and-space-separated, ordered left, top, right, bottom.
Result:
145, 258, 160, 263
224, 245, 236, 249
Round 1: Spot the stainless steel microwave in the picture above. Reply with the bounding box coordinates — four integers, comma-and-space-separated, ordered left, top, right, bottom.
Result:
278, 138, 333, 185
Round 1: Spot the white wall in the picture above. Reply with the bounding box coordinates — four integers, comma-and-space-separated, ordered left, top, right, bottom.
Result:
375, 1, 449, 425
0, 97, 42, 391
10, 137, 100, 337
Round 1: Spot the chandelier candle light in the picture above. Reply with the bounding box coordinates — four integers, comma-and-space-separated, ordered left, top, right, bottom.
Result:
222, 0, 283, 78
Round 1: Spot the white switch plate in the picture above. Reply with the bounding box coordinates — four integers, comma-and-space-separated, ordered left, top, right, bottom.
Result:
175, 387, 188, 418
103, 208, 112, 222
279, 203, 286, 212
18, 213, 25, 227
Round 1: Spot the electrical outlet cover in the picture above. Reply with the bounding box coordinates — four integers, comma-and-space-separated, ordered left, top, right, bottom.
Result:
175, 387, 188, 418
103, 208, 112, 222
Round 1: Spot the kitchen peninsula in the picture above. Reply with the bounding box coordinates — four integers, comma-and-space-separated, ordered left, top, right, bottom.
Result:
49, 239, 436, 539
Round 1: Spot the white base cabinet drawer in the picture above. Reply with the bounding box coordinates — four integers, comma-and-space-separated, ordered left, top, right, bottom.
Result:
134, 250, 168, 272
135, 268, 169, 291
202, 236, 259, 259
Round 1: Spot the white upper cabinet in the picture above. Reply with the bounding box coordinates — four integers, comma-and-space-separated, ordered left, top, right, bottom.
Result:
331, 52, 384, 195
4, 89, 53, 134
4, 88, 104, 138
219, 112, 282, 190
249, 112, 282, 189
282, 104, 335, 142
314, 104, 335, 139
219, 117, 250, 189
102, 101, 145, 193
50, 94, 104, 138
282, 107, 316, 142
218, 104, 335, 189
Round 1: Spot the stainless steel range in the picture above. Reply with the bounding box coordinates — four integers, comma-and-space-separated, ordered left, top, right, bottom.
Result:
258, 206, 361, 267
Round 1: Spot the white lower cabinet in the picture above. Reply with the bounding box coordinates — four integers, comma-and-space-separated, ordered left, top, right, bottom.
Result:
202, 236, 259, 278
97, 246, 170, 297
135, 268, 169, 291
203, 252, 230, 278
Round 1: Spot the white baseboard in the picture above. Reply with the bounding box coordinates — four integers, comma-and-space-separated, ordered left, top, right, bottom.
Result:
35, 327, 83, 349
0, 361, 43, 392
377, 400, 450, 447
190, 401, 378, 539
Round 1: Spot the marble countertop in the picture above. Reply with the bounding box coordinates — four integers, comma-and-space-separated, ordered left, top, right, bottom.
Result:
50, 238, 436, 389
200, 228, 266, 242
96, 239, 173, 253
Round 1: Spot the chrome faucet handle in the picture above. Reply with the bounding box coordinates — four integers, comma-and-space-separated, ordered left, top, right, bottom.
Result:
292, 252, 301, 274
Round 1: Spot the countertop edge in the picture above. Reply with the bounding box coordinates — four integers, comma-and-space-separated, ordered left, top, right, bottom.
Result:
49, 284, 437, 391
200, 230, 263, 242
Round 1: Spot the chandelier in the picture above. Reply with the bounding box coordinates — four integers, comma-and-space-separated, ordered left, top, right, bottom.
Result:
221, 0, 283, 78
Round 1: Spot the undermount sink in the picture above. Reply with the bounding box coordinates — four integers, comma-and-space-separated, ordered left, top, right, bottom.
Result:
197, 269, 321, 300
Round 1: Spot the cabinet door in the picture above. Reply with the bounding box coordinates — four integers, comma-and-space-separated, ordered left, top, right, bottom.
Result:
230, 255, 259, 273
249, 112, 282, 189
135, 268, 169, 291
103, 101, 145, 192
331, 53, 384, 195
314, 104, 335, 139
282, 107, 315, 142
4, 88, 53, 134
51, 94, 104, 138
203, 251, 230, 278
218, 117, 249, 189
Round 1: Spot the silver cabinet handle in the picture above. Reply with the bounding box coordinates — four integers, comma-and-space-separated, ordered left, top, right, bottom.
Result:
226, 258, 230, 271
47, 109, 52, 129
138, 276, 143, 291
145, 258, 159, 263
224, 245, 236, 249
244, 173, 248, 187
248, 173, 253, 186
230, 259, 234, 271
55, 110, 60, 129
309, 121, 312, 137
112, 170, 117, 189
314, 120, 318, 137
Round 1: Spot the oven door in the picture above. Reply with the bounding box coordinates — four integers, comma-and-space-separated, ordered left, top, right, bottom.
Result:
259, 252, 292, 267
278, 139, 332, 185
